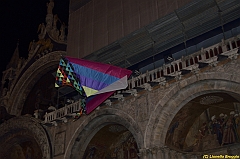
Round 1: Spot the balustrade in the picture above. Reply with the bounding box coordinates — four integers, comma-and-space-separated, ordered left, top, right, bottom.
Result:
127, 36, 239, 90
43, 35, 240, 124
44, 100, 81, 123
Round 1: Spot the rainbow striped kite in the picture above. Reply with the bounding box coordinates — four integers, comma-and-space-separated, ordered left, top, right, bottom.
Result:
55, 56, 132, 114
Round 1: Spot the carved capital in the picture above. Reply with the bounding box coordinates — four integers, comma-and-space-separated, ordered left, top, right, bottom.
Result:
191, 67, 200, 74
142, 83, 152, 91
156, 77, 166, 86
209, 61, 218, 67
151, 146, 159, 154
104, 99, 112, 106
112, 94, 124, 101
125, 89, 138, 96
139, 148, 149, 157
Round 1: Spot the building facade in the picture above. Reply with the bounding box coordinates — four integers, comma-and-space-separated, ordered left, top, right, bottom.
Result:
0, 0, 240, 159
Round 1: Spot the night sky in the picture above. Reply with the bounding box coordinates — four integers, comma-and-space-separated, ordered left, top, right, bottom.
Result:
0, 0, 69, 80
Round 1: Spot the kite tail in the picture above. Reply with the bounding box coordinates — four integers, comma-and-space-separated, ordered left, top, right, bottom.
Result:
73, 98, 86, 121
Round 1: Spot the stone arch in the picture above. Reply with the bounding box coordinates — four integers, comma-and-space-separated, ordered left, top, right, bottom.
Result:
9, 51, 66, 116
64, 108, 143, 159
145, 72, 240, 149
0, 116, 51, 159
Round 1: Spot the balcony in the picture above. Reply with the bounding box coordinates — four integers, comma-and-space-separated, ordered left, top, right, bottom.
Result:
42, 34, 240, 125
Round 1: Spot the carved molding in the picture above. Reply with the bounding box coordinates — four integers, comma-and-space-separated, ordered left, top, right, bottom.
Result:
65, 108, 143, 159
10, 51, 66, 116
0, 116, 51, 159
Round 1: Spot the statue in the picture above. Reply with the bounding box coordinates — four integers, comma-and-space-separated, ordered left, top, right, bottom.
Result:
28, 40, 37, 57
53, 14, 58, 29
59, 22, 66, 41
38, 38, 53, 54
1, 91, 10, 107
17, 57, 25, 70
1, 87, 7, 97
46, 0, 54, 15
50, 14, 59, 40
38, 23, 46, 40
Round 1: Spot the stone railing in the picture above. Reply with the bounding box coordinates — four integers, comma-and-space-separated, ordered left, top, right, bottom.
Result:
43, 35, 240, 124
127, 36, 240, 90
44, 100, 81, 124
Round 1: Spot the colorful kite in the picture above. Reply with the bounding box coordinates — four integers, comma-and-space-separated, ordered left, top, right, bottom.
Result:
55, 56, 132, 114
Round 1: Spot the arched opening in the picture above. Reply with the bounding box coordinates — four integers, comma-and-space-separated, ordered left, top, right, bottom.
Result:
21, 69, 80, 119
179, 62, 183, 70
0, 116, 51, 159
214, 47, 218, 56
199, 55, 202, 60
185, 60, 189, 67
156, 71, 161, 78
21, 70, 57, 117
175, 64, 178, 71
9, 51, 65, 116
218, 46, 223, 54
232, 42, 236, 49
3, 138, 43, 159
165, 92, 240, 152
82, 124, 139, 159
205, 51, 209, 59
161, 69, 164, 76
190, 58, 194, 65
194, 56, 198, 63
210, 49, 214, 57
237, 39, 240, 47
166, 67, 170, 74
144, 76, 147, 82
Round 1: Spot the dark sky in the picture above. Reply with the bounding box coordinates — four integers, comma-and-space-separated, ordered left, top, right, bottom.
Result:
0, 0, 69, 79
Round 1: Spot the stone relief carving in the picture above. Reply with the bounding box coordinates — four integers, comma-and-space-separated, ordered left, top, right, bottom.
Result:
54, 131, 66, 156
59, 22, 67, 41
50, 14, 60, 40
28, 40, 38, 58
0, 91, 12, 108
35, 38, 53, 58
46, 0, 54, 15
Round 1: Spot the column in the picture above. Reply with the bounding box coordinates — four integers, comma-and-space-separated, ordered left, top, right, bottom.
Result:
177, 152, 186, 159
233, 102, 240, 113
139, 149, 147, 159
151, 147, 158, 159
169, 150, 177, 159
156, 147, 165, 159
163, 147, 170, 159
